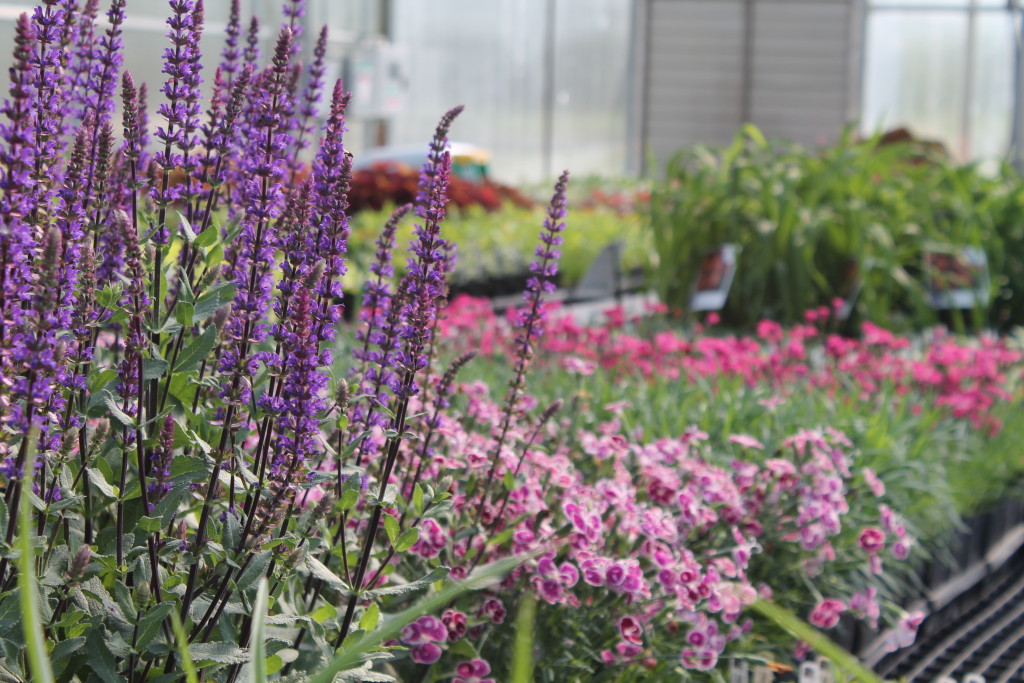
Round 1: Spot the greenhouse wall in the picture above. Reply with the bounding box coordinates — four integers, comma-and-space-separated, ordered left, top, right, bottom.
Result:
637, 0, 863, 170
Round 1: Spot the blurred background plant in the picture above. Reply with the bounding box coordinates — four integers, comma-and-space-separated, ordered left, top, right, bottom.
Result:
644, 125, 1024, 333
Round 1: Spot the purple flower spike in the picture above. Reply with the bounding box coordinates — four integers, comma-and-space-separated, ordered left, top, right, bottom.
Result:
397, 151, 453, 395
310, 80, 352, 340
220, 0, 241, 83
152, 0, 205, 239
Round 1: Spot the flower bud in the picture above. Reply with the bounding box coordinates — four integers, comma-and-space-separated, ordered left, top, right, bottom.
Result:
67, 544, 91, 583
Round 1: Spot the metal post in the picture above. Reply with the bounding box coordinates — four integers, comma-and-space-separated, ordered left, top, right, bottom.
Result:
542, 0, 557, 179
1011, 0, 1024, 171
960, 0, 978, 159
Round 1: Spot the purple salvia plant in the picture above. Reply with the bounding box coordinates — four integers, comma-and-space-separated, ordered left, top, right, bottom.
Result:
191, 63, 251, 247
309, 80, 351, 342
82, 0, 125, 129
243, 15, 259, 68
397, 151, 454, 393
65, 0, 99, 122
53, 125, 88, 336
220, 0, 242, 85
218, 27, 295, 407
27, 2, 70, 231
116, 209, 148, 422
349, 204, 411, 461
78, 0, 125, 217
152, 0, 204, 244
0, 13, 39, 368
473, 170, 569, 524
337, 146, 455, 645
281, 0, 305, 59
271, 283, 327, 491
290, 24, 328, 181
179, 30, 297, 624
148, 413, 175, 507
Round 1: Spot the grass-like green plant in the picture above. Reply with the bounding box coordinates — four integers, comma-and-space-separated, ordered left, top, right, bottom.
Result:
347, 204, 651, 293
646, 124, 1024, 331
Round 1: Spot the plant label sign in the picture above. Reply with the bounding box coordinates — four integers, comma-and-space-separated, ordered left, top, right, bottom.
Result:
923, 245, 990, 310
691, 243, 738, 312
728, 660, 776, 681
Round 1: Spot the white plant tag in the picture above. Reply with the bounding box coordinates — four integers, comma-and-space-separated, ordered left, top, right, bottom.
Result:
752, 665, 774, 683
817, 658, 834, 683
798, 661, 820, 683
729, 660, 750, 683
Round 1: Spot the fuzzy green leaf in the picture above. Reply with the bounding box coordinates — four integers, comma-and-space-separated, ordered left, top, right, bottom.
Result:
190, 641, 249, 665
175, 325, 218, 374
394, 528, 419, 553
303, 555, 350, 594
382, 513, 399, 546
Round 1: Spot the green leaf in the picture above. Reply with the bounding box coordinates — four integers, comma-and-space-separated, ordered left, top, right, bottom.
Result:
85, 467, 120, 499
394, 528, 419, 553
222, 510, 241, 551
302, 555, 350, 593
86, 630, 122, 683
193, 224, 219, 249
310, 604, 337, 624
143, 358, 169, 381
18, 430, 55, 683
362, 566, 450, 600
412, 484, 424, 517
175, 325, 218, 374
338, 489, 360, 511
177, 266, 196, 304
50, 636, 86, 677
510, 593, 537, 683
308, 552, 539, 683
382, 513, 399, 546
194, 283, 236, 323
749, 600, 883, 683
168, 610, 199, 683
169, 455, 208, 485
175, 301, 195, 327
178, 212, 197, 243
359, 603, 379, 632
136, 516, 163, 533
102, 392, 135, 428
88, 368, 120, 393
248, 578, 269, 683
96, 283, 124, 310
190, 641, 249, 665
503, 469, 515, 490
236, 551, 272, 591
136, 602, 175, 652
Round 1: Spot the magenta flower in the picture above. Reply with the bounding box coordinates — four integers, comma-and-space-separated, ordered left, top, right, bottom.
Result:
618, 615, 643, 645
809, 598, 846, 629
410, 643, 442, 665
858, 526, 886, 555
454, 659, 494, 683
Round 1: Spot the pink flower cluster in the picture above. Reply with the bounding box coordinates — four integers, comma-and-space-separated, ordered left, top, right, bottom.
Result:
387, 380, 914, 673
439, 296, 1022, 435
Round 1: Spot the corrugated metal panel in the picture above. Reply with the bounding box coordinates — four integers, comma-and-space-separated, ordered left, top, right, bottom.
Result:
642, 0, 860, 167
750, 2, 853, 142
645, 0, 745, 159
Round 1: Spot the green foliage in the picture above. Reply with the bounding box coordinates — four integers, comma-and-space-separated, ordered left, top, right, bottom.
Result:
347, 204, 651, 291
749, 600, 883, 683
646, 124, 1024, 331
18, 432, 54, 683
